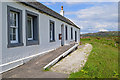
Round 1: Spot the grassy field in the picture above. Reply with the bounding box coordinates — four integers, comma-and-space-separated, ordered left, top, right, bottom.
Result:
69, 36, 119, 78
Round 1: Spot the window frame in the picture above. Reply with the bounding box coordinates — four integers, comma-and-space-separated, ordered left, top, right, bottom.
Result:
26, 10, 39, 46
65, 25, 68, 40
7, 6, 23, 48
49, 20, 55, 42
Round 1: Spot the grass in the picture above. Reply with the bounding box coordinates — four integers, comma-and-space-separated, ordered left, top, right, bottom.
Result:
43, 67, 50, 71
69, 36, 119, 78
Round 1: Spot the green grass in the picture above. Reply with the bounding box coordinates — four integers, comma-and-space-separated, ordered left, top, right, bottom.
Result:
43, 67, 50, 71
69, 37, 119, 78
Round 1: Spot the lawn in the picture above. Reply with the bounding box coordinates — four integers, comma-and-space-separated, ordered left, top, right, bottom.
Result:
69, 37, 119, 78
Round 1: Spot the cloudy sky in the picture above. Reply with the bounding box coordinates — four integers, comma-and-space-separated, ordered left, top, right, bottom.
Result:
41, 2, 118, 34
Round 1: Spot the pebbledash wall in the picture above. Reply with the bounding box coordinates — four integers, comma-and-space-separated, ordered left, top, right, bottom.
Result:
0, 2, 80, 73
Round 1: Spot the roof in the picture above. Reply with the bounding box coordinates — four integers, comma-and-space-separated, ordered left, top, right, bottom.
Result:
19, 1, 80, 29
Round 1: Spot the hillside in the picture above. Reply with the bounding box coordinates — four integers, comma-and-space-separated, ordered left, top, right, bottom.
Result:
81, 31, 119, 37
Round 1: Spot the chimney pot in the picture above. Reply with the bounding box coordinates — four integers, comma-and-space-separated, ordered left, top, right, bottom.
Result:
61, 6, 63, 10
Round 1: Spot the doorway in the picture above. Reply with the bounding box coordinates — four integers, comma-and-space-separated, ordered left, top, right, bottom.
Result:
61, 24, 64, 46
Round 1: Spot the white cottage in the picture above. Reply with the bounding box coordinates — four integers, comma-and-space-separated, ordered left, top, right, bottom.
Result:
0, 1, 80, 73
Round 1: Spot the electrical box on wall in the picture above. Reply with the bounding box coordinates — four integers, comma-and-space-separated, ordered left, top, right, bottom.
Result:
59, 34, 62, 40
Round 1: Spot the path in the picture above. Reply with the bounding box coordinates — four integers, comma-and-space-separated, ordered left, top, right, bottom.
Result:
2, 44, 75, 78
51, 44, 92, 74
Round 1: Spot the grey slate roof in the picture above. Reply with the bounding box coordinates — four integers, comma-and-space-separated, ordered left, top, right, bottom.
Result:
20, 1, 80, 29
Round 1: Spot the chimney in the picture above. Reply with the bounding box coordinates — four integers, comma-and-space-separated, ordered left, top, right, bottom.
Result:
60, 6, 64, 16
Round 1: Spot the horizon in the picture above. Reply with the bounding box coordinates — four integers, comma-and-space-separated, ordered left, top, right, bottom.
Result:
80, 30, 119, 34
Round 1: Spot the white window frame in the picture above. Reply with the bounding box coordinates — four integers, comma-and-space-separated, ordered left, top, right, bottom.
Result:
27, 16, 33, 41
10, 11, 18, 44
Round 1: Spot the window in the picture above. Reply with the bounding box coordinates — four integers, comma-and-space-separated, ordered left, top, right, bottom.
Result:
26, 10, 39, 46
50, 20, 55, 42
75, 31, 77, 42
7, 6, 23, 48
27, 16, 33, 40
10, 12, 18, 43
65, 25, 68, 40
71, 27, 73, 39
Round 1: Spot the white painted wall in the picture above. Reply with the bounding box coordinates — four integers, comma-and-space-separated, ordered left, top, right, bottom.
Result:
1, 2, 80, 73
0, 2, 2, 73
64, 24, 80, 45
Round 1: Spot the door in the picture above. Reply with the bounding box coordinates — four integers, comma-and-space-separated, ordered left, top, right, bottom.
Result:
61, 24, 64, 46
75, 31, 77, 42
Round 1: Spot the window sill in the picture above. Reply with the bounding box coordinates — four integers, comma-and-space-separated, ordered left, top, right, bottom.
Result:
50, 40, 55, 42
26, 40, 39, 46
7, 43, 24, 48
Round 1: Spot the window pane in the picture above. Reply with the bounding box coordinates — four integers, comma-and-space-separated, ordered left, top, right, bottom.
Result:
13, 28, 16, 35
50, 22, 54, 41
13, 34, 16, 40
10, 28, 13, 40
27, 16, 33, 40
14, 13, 16, 26
10, 28, 16, 41
71, 28, 73, 39
10, 12, 14, 26
50, 25, 52, 41
65, 26, 68, 40
52, 23, 54, 40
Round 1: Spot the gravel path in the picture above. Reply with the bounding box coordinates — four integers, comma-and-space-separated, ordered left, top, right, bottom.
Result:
51, 43, 93, 74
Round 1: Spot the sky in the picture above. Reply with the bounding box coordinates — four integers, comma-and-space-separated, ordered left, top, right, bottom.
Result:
40, 2, 118, 34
